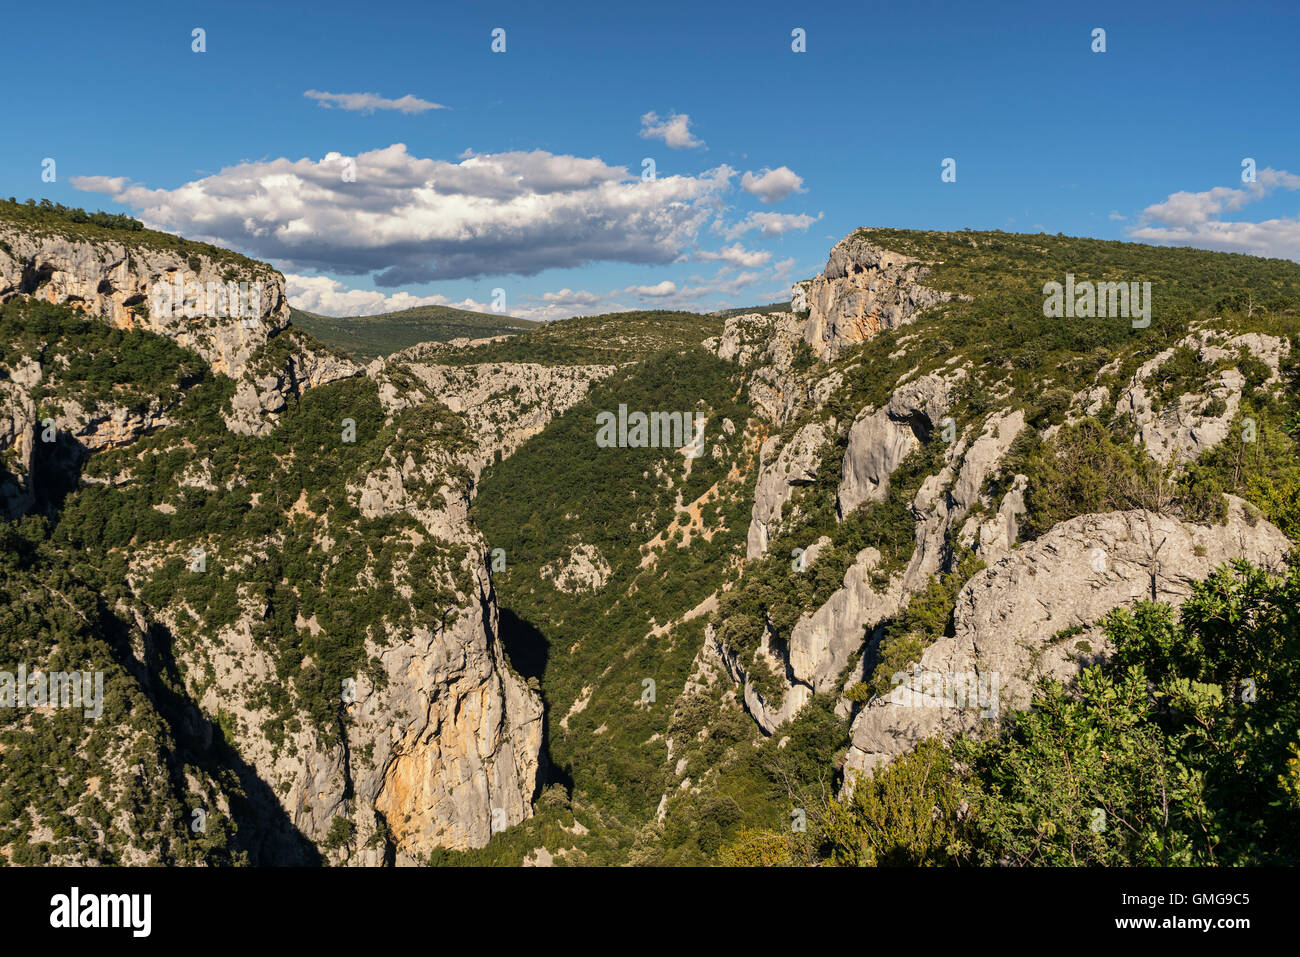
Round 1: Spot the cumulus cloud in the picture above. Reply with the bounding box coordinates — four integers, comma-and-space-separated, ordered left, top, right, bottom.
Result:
304, 90, 446, 114
740, 166, 804, 203
285, 273, 489, 316
696, 242, 770, 267
627, 280, 678, 298
68, 175, 130, 194
639, 111, 704, 149
1130, 167, 1300, 259
719, 210, 823, 240
73, 144, 737, 284
540, 287, 602, 306
514, 255, 800, 322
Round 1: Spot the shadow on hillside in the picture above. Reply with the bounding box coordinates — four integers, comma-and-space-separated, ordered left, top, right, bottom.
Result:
113, 611, 323, 866
497, 607, 574, 797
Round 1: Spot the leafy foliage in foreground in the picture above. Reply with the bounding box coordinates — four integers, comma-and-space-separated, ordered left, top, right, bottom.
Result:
727, 557, 1300, 866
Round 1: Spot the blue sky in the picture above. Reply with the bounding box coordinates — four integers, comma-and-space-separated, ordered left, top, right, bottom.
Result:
3, 0, 1298, 319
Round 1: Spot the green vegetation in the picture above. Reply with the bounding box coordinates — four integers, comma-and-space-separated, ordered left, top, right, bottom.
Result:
437, 310, 723, 366
7, 221, 1300, 867
726, 557, 1300, 866
0, 198, 270, 273
1, 197, 142, 231
471, 345, 753, 852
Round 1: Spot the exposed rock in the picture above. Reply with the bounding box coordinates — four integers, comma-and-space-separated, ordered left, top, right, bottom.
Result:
800, 232, 962, 360
0, 225, 289, 378
747, 422, 828, 558
225, 329, 362, 436
1114, 331, 1291, 465
902, 408, 1024, 592
837, 372, 961, 517
379, 358, 616, 480
842, 496, 1292, 788
0, 378, 37, 517
706, 310, 834, 427
360, 561, 543, 862
542, 543, 611, 594
54, 397, 174, 453
963, 473, 1028, 564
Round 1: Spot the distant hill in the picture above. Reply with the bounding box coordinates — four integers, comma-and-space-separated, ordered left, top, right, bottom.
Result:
429, 309, 724, 366
711, 302, 790, 318
289, 304, 540, 361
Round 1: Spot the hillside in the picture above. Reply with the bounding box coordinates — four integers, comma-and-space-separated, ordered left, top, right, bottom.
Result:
2, 212, 1299, 868
288, 304, 540, 361
456, 227, 1300, 865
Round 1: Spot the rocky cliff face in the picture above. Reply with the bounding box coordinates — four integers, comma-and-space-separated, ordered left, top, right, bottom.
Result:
372, 350, 618, 481
0, 224, 289, 378
1114, 329, 1292, 464
798, 231, 962, 360
842, 496, 1292, 786
747, 423, 829, 558
705, 310, 841, 427
0, 218, 545, 864
0, 378, 37, 516
709, 231, 1298, 799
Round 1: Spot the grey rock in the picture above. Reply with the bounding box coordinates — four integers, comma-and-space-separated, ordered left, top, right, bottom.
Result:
747, 423, 828, 558
800, 232, 963, 361
842, 496, 1291, 788
837, 372, 960, 517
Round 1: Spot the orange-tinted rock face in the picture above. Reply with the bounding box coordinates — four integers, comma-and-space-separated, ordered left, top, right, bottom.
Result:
799, 231, 961, 360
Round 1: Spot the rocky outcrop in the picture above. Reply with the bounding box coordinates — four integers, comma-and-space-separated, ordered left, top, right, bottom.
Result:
747, 423, 829, 558
837, 372, 960, 517
53, 397, 175, 454
730, 408, 1028, 733
359, 561, 543, 863
542, 543, 612, 594
842, 496, 1292, 787
379, 358, 617, 481
0, 224, 289, 379
226, 329, 362, 436
1114, 330, 1291, 465
706, 310, 838, 427
962, 473, 1028, 565
176, 546, 543, 865
800, 232, 961, 361
0, 378, 37, 517
904, 408, 1024, 591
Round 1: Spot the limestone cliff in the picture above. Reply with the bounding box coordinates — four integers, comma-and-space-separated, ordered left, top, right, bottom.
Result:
797, 231, 963, 361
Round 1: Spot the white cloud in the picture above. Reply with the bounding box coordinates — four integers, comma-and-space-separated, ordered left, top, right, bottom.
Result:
696, 242, 770, 268
73, 144, 737, 283
1129, 167, 1300, 260
639, 111, 704, 149
67, 175, 129, 194
285, 273, 489, 316
540, 287, 602, 306
626, 280, 678, 298
720, 210, 823, 240
304, 90, 446, 114
740, 166, 804, 203
515, 256, 801, 322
